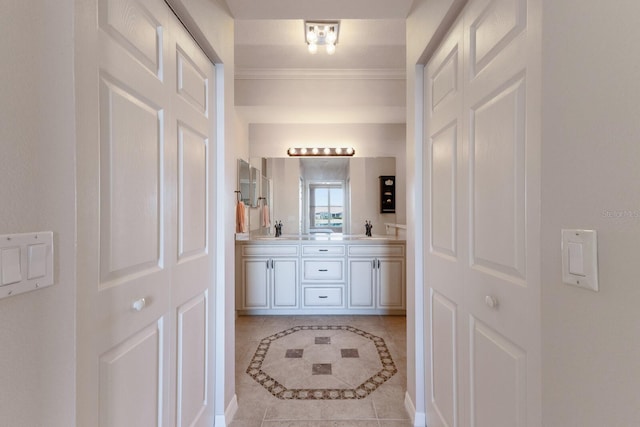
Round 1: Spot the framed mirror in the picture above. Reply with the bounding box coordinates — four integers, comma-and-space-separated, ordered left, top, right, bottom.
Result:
237, 159, 252, 205
266, 157, 397, 235
249, 166, 259, 207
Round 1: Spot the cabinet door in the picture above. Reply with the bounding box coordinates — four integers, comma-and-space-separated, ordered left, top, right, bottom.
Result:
348, 259, 375, 308
242, 258, 269, 309
378, 258, 405, 309
273, 258, 298, 308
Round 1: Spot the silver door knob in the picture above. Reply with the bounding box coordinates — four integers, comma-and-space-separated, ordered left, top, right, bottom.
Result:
132, 298, 147, 312
485, 295, 498, 309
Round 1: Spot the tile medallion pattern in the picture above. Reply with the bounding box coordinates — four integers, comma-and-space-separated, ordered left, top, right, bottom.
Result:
246, 325, 397, 400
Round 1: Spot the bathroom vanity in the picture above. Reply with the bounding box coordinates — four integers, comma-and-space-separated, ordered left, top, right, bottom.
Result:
235, 235, 405, 315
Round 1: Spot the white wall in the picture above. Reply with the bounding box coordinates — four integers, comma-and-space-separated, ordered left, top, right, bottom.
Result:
249, 122, 406, 226
405, 0, 464, 420
0, 1, 76, 426
249, 123, 406, 158
541, 1, 640, 425
236, 78, 405, 110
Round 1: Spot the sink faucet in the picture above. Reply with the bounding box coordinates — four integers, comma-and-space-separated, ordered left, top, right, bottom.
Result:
365, 220, 373, 237
274, 220, 283, 237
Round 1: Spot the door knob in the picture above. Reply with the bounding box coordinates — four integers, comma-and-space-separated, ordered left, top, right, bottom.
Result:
484, 295, 498, 309
132, 298, 147, 312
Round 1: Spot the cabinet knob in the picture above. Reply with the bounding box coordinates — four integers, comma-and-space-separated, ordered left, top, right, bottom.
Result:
132, 298, 147, 312
484, 295, 498, 309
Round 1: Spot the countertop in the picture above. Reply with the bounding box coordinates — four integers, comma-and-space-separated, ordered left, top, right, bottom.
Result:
235, 233, 405, 242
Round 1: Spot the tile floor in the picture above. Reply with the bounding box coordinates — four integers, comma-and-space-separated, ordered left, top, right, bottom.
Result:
232, 315, 411, 427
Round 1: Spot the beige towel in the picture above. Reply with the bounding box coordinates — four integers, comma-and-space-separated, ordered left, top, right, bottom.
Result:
261, 204, 270, 228
236, 201, 246, 233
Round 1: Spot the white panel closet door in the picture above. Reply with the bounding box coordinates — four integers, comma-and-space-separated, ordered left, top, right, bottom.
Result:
424, 16, 465, 427
463, 0, 540, 425
76, 1, 216, 426
168, 11, 215, 427
424, 0, 541, 426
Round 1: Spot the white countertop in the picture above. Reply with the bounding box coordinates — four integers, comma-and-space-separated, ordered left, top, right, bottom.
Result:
235, 233, 405, 242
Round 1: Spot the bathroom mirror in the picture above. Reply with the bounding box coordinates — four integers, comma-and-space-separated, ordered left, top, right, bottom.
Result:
238, 159, 258, 207
264, 157, 399, 235
249, 166, 259, 207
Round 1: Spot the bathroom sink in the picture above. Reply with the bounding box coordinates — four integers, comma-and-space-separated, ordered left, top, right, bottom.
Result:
251, 236, 287, 240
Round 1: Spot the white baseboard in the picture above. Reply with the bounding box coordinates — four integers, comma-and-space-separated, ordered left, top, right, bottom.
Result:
405, 391, 426, 427
218, 393, 238, 426
214, 414, 226, 427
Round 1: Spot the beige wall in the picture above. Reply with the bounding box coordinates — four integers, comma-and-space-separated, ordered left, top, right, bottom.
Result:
0, 1, 76, 425
541, 0, 640, 425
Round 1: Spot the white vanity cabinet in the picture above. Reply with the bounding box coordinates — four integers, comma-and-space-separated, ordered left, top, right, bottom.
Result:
348, 244, 405, 311
238, 244, 298, 310
236, 239, 404, 314
301, 244, 346, 308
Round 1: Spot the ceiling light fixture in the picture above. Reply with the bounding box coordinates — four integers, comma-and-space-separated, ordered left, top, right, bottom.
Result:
305, 21, 340, 55
287, 147, 355, 157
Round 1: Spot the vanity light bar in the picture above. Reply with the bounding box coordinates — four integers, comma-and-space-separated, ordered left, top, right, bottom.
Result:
287, 147, 355, 157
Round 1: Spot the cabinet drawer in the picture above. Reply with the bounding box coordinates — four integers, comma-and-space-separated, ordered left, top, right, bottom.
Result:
303, 260, 344, 281
302, 245, 345, 256
242, 244, 299, 257
348, 244, 404, 257
303, 287, 344, 307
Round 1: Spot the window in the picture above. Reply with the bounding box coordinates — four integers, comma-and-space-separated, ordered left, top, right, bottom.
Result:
309, 183, 344, 233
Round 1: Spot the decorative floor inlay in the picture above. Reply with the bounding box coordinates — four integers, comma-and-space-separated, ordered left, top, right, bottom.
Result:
285, 349, 304, 358
341, 348, 359, 358
315, 336, 331, 344
312, 363, 332, 375
246, 325, 397, 400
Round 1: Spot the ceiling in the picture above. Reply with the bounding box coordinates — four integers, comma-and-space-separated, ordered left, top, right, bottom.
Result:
226, 0, 415, 124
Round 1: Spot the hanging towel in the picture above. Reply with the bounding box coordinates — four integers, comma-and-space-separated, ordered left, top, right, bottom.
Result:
261, 204, 270, 228
236, 201, 246, 233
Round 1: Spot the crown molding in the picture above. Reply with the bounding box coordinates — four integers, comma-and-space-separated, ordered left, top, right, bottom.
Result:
235, 68, 406, 80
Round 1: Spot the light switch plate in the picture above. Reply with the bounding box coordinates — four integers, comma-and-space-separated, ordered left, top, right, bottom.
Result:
0, 232, 54, 299
561, 229, 598, 291
1, 247, 22, 285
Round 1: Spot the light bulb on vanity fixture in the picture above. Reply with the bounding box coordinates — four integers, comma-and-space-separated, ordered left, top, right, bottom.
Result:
304, 21, 340, 55
287, 147, 355, 157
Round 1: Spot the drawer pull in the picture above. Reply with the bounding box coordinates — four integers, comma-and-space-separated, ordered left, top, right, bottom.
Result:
319, 249, 329, 252
318, 296, 328, 299
318, 269, 328, 272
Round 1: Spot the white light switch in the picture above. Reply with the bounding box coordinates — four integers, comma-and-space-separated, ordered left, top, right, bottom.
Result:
1, 247, 22, 285
562, 229, 598, 291
0, 232, 54, 299
567, 242, 585, 276
28, 244, 47, 279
